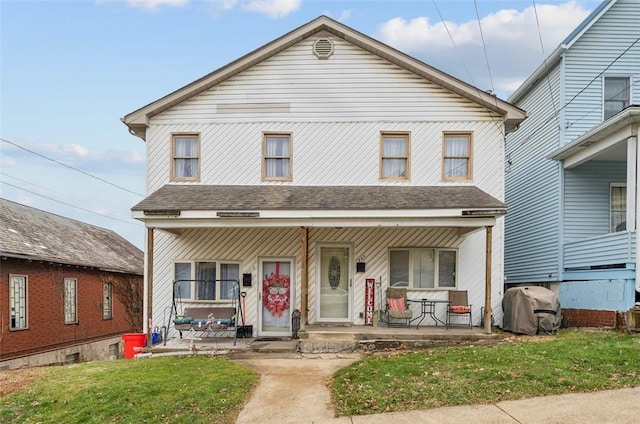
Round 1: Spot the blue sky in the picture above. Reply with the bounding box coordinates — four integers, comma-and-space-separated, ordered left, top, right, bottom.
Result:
0, 0, 602, 249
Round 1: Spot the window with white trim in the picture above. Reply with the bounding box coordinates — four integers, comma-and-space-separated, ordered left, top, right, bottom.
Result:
9, 275, 27, 330
380, 132, 410, 180
604, 77, 630, 120
263, 133, 292, 180
389, 248, 457, 289
611, 183, 626, 232
64, 278, 78, 324
172, 134, 200, 180
174, 261, 240, 301
443, 132, 472, 181
103, 282, 112, 320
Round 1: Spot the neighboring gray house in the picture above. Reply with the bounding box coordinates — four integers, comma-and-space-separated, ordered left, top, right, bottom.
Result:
505, 0, 639, 328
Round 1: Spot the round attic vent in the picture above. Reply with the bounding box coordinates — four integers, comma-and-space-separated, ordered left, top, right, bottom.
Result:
313, 38, 334, 59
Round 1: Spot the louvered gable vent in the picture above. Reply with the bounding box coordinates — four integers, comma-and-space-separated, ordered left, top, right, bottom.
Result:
313, 38, 334, 59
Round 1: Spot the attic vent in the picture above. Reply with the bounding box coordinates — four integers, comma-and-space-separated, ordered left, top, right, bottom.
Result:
313, 38, 334, 59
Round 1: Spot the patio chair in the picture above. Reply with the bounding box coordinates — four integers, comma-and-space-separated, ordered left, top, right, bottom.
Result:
446, 290, 472, 329
384, 287, 413, 326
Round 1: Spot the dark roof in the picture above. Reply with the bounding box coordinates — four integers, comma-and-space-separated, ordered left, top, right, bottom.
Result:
0, 198, 143, 274
132, 185, 505, 212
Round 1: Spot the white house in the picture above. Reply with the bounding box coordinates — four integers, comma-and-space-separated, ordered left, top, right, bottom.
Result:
123, 16, 526, 340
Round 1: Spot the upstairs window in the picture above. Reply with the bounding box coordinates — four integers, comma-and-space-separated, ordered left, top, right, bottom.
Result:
443, 132, 472, 181
611, 183, 626, 232
174, 261, 240, 301
9, 275, 28, 330
389, 248, 457, 289
64, 278, 78, 324
263, 133, 292, 181
172, 134, 200, 181
604, 77, 630, 120
380, 132, 410, 180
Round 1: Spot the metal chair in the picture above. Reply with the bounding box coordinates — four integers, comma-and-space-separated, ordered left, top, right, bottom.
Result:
384, 287, 413, 326
446, 290, 472, 329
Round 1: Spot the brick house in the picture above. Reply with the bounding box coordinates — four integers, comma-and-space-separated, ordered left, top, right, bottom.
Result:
1, 198, 144, 369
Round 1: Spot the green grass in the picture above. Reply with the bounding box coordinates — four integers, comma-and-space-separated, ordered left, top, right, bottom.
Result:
331, 329, 640, 416
1, 356, 258, 424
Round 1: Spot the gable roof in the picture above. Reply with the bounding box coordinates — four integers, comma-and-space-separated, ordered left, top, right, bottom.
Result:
0, 198, 143, 275
509, 0, 617, 103
122, 15, 525, 139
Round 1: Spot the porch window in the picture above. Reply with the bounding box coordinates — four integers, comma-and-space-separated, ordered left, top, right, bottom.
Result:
611, 184, 626, 232
389, 248, 457, 289
64, 278, 78, 324
9, 275, 28, 330
172, 134, 200, 181
604, 77, 630, 120
263, 133, 292, 180
443, 132, 472, 181
380, 132, 410, 180
174, 261, 240, 301
103, 282, 112, 320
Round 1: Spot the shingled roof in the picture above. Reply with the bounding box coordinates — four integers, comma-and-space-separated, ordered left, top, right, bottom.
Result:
1, 198, 143, 275
132, 185, 505, 212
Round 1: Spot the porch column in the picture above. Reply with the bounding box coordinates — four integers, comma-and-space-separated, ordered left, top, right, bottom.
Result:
626, 136, 637, 231
484, 225, 493, 334
300, 227, 309, 324
145, 227, 154, 347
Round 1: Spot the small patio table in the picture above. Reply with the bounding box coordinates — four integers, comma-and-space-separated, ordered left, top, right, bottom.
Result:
408, 299, 450, 328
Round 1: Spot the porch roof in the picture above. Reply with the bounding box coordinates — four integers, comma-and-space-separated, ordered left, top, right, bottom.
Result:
131, 185, 505, 230
548, 106, 640, 168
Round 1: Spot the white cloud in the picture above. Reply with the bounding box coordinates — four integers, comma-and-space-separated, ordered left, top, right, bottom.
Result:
125, 0, 189, 10
241, 0, 301, 18
338, 9, 352, 22
211, 0, 238, 12
377, 1, 591, 98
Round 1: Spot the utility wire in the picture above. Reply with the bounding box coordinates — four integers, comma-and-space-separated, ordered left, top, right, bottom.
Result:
532, 0, 560, 130
1, 180, 143, 227
0, 137, 144, 197
473, 0, 496, 95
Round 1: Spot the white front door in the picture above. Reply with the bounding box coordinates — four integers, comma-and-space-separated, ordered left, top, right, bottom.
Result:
258, 258, 294, 337
317, 245, 352, 323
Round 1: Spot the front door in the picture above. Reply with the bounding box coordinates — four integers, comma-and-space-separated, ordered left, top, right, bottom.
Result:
258, 258, 294, 337
317, 245, 352, 322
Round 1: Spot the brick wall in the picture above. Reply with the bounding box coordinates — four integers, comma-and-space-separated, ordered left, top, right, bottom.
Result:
1, 258, 142, 360
561, 308, 617, 328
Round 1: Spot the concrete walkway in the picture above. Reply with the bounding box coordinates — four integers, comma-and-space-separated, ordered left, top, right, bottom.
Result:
231, 351, 640, 424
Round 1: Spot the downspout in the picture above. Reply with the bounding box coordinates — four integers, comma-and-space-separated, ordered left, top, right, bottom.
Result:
145, 227, 154, 347
631, 136, 640, 293
300, 227, 309, 325
484, 225, 493, 334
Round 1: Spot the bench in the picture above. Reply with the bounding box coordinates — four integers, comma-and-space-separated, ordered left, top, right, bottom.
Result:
173, 306, 238, 344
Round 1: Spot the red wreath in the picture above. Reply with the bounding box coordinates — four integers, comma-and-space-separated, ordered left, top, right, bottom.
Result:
262, 272, 291, 318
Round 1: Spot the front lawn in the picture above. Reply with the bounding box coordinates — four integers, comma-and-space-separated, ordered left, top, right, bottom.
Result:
331, 329, 640, 416
1, 356, 258, 424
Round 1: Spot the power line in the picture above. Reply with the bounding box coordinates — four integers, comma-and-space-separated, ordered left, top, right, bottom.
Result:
532, 0, 560, 130
1, 180, 144, 227
0, 137, 144, 197
473, 0, 496, 95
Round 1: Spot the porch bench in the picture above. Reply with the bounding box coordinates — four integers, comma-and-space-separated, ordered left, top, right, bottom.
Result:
173, 306, 238, 342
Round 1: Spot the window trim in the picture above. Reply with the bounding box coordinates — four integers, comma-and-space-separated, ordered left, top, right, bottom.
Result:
103, 282, 113, 320
64, 277, 78, 324
379, 132, 411, 181
174, 260, 241, 302
388, 247, 458, 290
9, 274, 28, 330
603, 76, 631, 121
262, 132, 293, 181
610, 182, 626, 233
442, 132, 473, 181
171, 133, 201, 181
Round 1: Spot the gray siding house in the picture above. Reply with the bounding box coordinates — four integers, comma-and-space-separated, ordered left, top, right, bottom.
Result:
505, 0, 640, 327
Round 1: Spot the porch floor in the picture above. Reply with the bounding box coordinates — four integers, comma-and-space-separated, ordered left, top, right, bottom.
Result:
142, 324, 504, 357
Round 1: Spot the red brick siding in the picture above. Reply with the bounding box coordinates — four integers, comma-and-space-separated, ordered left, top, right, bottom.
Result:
561, 308, 617, 328
1, 258, 142, 360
